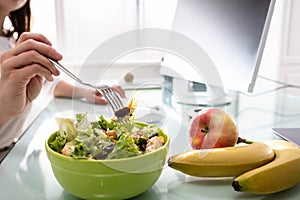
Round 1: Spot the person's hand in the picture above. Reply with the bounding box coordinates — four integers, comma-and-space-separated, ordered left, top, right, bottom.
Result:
0, 32, 62, 126
111, 85, 126, 98
79, 85, 126, 104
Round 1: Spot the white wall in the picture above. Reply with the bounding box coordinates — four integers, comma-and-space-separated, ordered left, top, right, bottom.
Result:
31, 0, 57, 48
278, 0, 300, 94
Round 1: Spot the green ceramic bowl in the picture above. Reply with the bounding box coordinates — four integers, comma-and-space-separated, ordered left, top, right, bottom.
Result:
45, 130, 169, 200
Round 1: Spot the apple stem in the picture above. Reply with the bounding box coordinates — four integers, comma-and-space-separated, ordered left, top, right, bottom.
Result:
237, 137, 253, 144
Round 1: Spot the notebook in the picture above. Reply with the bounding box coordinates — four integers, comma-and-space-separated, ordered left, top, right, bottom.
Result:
270, 128, 300, 147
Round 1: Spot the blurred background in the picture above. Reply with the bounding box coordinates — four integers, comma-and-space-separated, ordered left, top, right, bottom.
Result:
30, 0, 300, 95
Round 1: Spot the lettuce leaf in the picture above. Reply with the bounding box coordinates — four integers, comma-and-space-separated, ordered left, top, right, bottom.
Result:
56, 118, 78, 142
106, 134, 142, 159
75, 112, 90, 132
49, 131, 66, 152
97, 115, 117, 130
71, 132, 114, 159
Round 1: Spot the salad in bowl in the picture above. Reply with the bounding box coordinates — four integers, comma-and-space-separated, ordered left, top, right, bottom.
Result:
49, 112, 167, 160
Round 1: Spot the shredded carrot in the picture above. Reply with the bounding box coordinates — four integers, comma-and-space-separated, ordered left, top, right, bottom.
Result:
127, 97, 137, 114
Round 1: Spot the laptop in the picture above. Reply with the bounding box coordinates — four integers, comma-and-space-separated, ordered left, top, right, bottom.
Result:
270, 128, 300, 147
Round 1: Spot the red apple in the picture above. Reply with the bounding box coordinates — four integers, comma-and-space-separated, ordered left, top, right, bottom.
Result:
188, 107, 238, 149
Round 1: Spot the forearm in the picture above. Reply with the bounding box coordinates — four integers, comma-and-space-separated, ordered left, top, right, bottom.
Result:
0, 95, 17, 128
53, 81, 88, 99
0, 110, 12, 128
0, 88, 22, 128
53, 81, 73, 98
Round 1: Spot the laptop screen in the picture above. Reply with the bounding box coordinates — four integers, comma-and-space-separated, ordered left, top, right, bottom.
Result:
271, 128, 300, 147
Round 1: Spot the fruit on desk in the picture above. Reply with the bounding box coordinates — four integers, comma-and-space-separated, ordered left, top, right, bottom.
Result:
168, 141, 275, 177
232, 140, 300, 194
124, 72, 134, 83
188, 107, 239, 149
265, 139, 299, 149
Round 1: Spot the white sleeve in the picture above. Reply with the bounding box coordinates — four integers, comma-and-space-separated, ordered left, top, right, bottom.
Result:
0, 76, 64, 150
42, 77, 62, 97
0, 104, 33, 149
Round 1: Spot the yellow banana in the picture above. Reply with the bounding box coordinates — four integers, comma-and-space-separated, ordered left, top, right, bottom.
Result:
232, 140, 300, 194
168, 142, 275, 177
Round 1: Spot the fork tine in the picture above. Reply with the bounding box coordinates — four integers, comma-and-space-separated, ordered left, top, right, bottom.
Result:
98, 88, 118, 111
97, 86, 123, 112
106, 87, 123, 109
103, 93, 118, 111
97, 85, 130, 122
105, 92, 120, 111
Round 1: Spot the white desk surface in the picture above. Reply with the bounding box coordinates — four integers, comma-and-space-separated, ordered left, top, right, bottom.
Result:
1, 89, 300, 200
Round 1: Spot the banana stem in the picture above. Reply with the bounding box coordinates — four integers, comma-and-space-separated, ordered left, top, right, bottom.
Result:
237, 137, 253, 144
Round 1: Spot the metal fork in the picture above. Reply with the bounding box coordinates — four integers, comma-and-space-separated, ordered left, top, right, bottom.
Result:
48, 58, 130, 121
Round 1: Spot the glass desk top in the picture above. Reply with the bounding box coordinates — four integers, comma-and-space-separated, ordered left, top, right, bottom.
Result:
1, 89, 300, 200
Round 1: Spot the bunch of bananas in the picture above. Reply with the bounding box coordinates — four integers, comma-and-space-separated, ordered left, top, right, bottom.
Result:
168, 140, 300, 194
